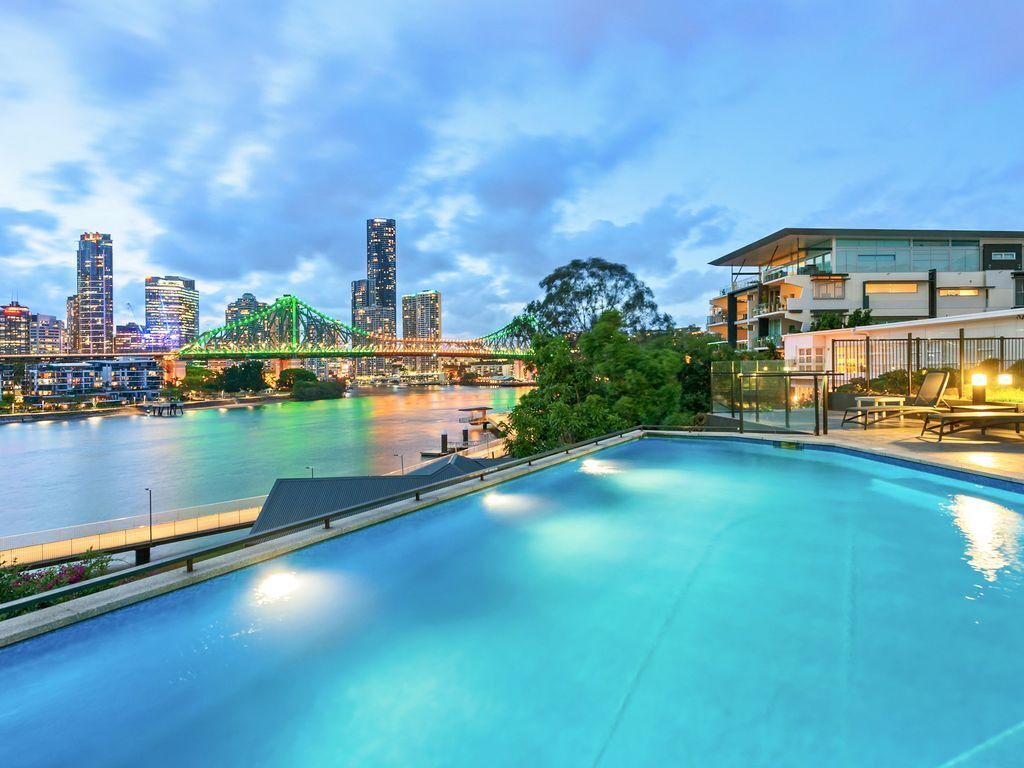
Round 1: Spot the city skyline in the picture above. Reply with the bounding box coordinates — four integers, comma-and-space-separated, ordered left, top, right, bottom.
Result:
3, 3, 1023, 338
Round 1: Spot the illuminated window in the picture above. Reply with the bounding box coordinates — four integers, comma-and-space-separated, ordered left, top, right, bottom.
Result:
812, 279, 845, 299
865, 283, 919, 294
938, 288, 981, 297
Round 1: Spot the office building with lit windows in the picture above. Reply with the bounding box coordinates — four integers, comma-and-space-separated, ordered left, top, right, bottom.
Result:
351, 219, 398, 377
707, 228, 1024, 351
1, 301, 31, 354
366, 218, 397, 337
402, 290, 441, 340
74, 232, 114, 354
29, 314, 65, 354
225, 292, 267, 325
145, 275, 198, 349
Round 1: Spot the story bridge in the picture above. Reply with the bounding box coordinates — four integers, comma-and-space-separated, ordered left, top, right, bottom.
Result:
176, 294, 536, 361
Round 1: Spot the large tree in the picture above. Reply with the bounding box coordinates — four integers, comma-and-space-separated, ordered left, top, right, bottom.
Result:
504, 310, 683, 456
525, 258, 673, 336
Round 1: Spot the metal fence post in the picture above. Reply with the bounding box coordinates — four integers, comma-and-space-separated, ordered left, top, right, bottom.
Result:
813, 374, 820, 436
959, 328, 966, 398
738, 374, 744, 433
906, 333, 913, 398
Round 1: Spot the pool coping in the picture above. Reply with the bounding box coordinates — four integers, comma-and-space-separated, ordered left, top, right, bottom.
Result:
645, 430, 1024, 494
0, 430, 644, 649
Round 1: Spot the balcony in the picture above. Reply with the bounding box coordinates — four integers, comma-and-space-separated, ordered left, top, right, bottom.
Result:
752, 335, 783, 349
706, 312, 727, 326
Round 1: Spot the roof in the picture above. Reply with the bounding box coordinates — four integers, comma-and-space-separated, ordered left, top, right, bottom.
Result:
784, 306, 1024, 340
249, 454, 511, 535
709, 228, 1024, 268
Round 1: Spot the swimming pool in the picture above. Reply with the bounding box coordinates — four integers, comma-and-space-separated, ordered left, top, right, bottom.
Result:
3, 436, 1024, 767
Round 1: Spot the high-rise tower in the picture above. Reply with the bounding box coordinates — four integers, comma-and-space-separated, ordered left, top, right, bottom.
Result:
145, 275, 199, 349
365, 218, 397, 337
75, 232, 114, 353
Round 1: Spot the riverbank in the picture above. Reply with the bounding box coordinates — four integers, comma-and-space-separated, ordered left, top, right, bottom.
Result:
0, 394, 291, 426
0, 386, 526, 535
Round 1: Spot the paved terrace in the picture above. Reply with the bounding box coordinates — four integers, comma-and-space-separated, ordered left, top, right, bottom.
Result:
710, 411, 1024, 485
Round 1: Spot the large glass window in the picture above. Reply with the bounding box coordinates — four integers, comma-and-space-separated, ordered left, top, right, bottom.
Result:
865, 282, 919, 294
1015, 278, 1024, 307
938, 288, 980, 297
812, 279, 845, 299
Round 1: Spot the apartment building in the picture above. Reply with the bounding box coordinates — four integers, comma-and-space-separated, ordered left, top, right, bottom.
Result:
707, 228, 1024, 351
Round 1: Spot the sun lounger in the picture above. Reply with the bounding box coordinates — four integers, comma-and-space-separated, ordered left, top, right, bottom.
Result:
842, 370, 950, 429
920, 411, 1024, 441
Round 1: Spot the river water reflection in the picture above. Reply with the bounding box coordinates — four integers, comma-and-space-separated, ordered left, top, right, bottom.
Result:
0, 386, 524, 536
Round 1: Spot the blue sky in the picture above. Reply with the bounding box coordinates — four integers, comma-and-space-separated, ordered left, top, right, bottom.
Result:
1, 1, 1023, 336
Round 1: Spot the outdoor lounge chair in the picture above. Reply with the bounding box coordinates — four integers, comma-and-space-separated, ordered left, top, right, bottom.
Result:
841, 370, 950, 429
920, 410, 1024, 442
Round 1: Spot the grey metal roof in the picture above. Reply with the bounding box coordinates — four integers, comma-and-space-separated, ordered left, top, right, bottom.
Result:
249, 454, 512, 535
406, 453, 509, 478
709, 228, 1024, 267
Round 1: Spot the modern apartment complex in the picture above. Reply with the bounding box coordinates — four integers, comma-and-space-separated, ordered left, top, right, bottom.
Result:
29, 314, 65, 354
401, 289, 441, 374
351, 218, 399, 377
707, 228, 1024, 351
0, 301, 31, 354
144, 275, 198, 349
72, 232, 114, 354
402, 290, 442, 340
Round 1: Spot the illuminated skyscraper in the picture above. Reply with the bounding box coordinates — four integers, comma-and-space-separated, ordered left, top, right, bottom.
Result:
76, 232, 114, 353
365, 218, 397, 337
145, 275, 198, 349
29, 314, 65, 354
402, 290, 441, 340
225, 292, 267, 325
65, 295, 79, 351
0, 301, 31, 354
351, 278, 370, 333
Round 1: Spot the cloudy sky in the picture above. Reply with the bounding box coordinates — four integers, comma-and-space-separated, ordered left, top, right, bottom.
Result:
1, 1, 1023, 336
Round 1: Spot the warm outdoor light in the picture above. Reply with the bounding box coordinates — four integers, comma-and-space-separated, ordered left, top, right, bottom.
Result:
998, 373, 1013, 386
972, 373, 989, 405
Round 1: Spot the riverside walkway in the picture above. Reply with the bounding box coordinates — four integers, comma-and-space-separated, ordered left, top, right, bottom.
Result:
0, 498, 264, 569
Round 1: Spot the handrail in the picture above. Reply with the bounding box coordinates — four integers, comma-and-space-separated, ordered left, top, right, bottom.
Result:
1, 426, 658, 616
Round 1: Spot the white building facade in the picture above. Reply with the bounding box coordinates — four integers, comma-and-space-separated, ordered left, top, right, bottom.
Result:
707, 229, 1024, 352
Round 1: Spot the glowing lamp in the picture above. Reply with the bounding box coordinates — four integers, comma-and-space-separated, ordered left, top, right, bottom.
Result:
998, 373, 1013, 386
971, 372, 989, 405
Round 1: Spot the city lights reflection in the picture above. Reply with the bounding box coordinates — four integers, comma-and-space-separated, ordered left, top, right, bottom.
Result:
949, 494, 1023, 582
254, 571, 301, 605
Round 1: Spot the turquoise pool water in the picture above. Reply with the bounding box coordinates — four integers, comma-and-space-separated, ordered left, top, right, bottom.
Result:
3, 437, 1024, 767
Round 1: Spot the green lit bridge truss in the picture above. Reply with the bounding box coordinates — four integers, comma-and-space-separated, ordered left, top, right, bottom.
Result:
176, 295, 537, 360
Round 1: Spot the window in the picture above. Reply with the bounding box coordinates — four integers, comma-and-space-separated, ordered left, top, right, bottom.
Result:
812, 279, 845, 299
938, 288, 980, 297
857, 254, 897, 270
991, 251, 1018, 261
1016, 277, 1024, 308
865, 282, 919, 294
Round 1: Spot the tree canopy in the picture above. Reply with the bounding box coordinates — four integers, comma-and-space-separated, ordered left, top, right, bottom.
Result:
276, 367, 318, 390
525, 257, 673, 336
504, 310, 684, 456
221, 361, 268, 392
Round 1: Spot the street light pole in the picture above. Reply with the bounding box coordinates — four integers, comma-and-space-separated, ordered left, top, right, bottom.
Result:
305, 465, 315, 478
145, 487, 153, 543
394, 453, 405, 475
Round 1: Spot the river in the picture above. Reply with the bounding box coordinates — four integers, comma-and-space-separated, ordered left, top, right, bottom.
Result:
0, 386, 524, 536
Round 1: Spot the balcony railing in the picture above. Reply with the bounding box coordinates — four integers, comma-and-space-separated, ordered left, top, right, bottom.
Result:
706, 313, 726, 325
